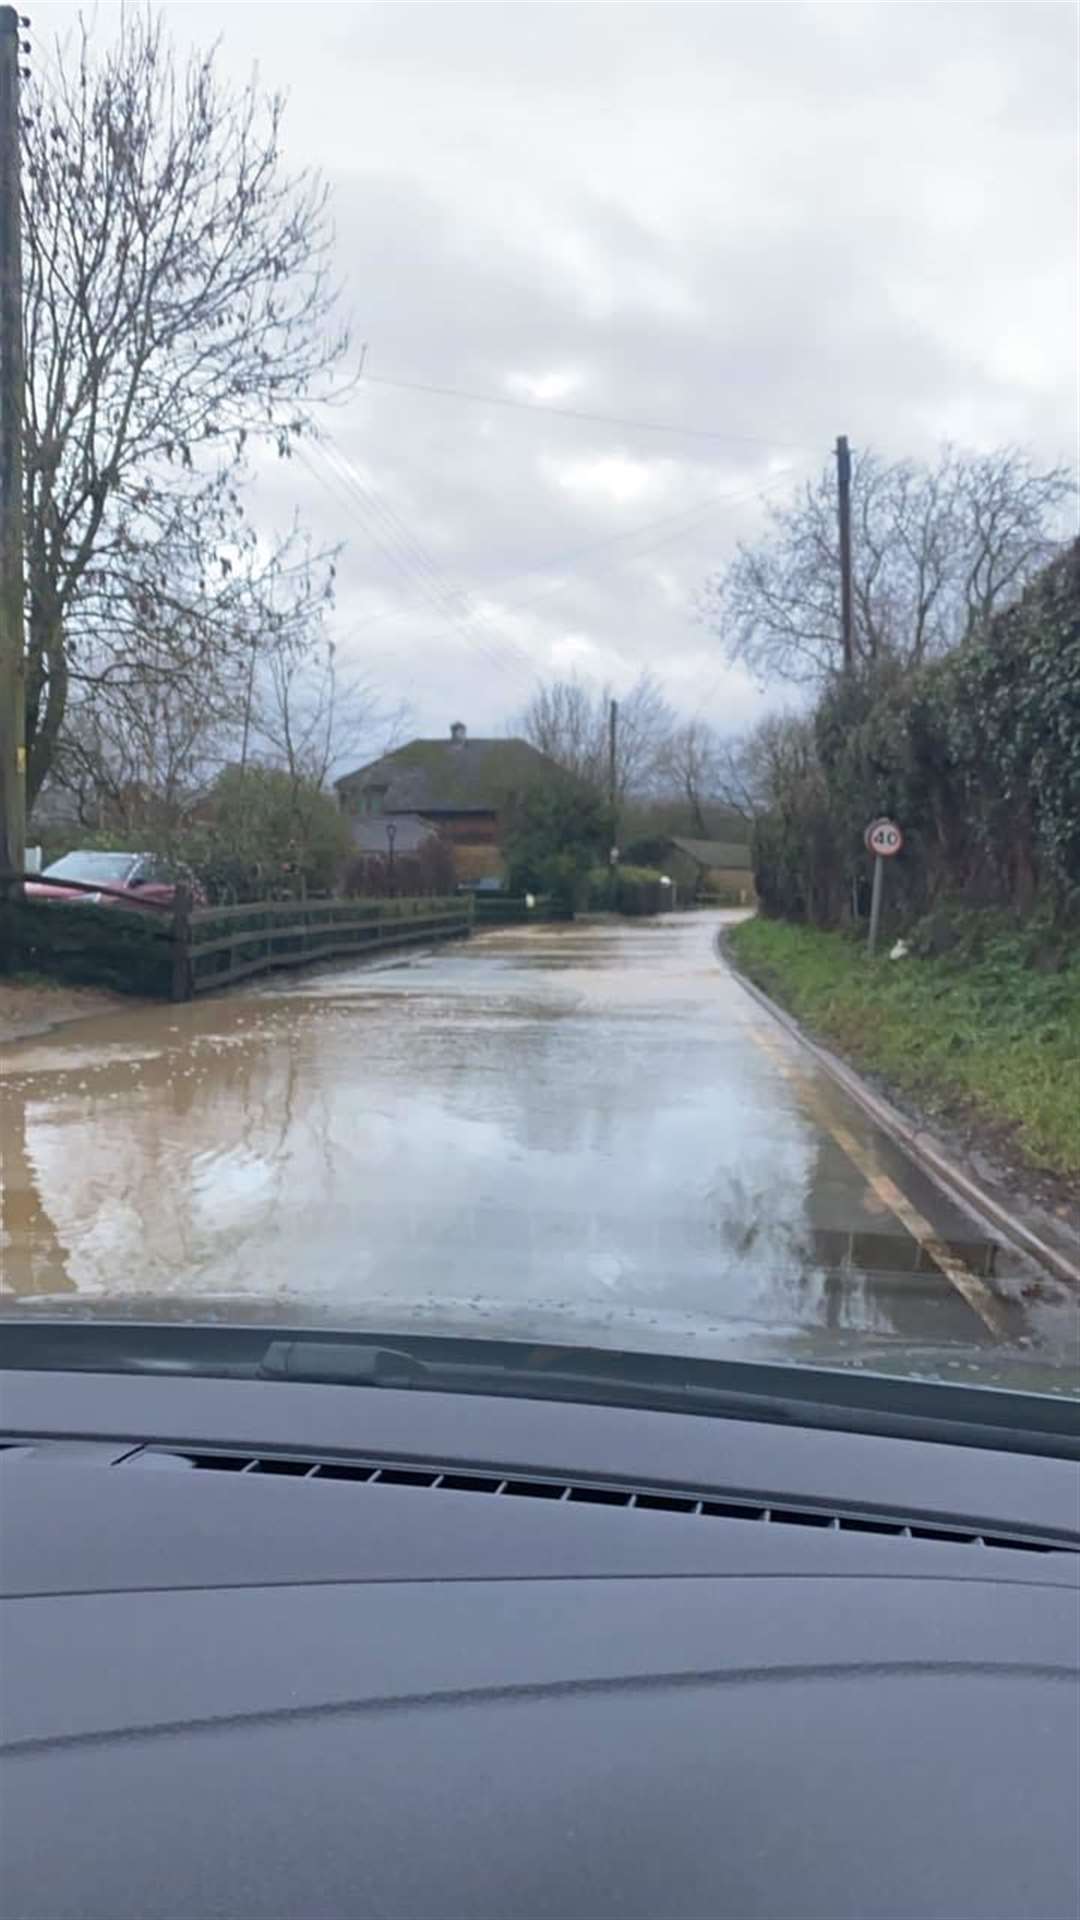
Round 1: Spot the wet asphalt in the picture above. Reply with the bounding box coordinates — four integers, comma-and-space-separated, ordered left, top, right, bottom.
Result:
1, 912, 1076, 1386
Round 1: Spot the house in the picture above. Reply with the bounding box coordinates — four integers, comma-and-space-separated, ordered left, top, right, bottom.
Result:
346, 814, 440, 858
663, 836, 756, 904
335, 722, 564, 885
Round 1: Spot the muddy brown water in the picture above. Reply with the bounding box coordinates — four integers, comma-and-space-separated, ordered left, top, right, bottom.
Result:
2, 913, 1077, 1386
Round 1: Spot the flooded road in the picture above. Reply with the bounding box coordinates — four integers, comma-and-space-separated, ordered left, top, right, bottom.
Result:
2, 913, 1077, 1383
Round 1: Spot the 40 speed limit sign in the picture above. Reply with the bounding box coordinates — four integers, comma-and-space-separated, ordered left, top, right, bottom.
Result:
864, 817, 904, 859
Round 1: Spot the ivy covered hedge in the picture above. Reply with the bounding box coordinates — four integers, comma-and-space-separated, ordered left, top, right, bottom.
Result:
1, 899, 175, 995
756, 540, 1080, 928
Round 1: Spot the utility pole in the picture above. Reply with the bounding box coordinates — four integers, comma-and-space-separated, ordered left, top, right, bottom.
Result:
0, 6, 27, 891
239, 636, 257, 774
867, 852, 885, 957
608, 697, 618, 874
835, 434, 854, 678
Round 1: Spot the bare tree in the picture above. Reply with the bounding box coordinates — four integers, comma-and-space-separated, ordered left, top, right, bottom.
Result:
739, 714, 816, 814
700, 445, 1074, 687
248, 639, 401, 793
22, 10, 348, 804
615, 673, 674, 803
653, 715, 771, 832
517, 671, 673, 805
655, 718, 720, 833
49, 671, 238, 832
516, 679, 602, 788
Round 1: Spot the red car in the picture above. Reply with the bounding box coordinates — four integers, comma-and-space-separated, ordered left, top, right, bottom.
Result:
25, 850, 204, 911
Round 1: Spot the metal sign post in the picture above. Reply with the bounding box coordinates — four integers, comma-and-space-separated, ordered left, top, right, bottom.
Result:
864, 818, 903, 955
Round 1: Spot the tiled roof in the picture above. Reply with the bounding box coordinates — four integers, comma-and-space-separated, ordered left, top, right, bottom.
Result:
336, 736, 559, 812
668, 836, 754, 871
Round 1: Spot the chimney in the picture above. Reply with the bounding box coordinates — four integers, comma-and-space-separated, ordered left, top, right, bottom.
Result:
450, 721, 467, 747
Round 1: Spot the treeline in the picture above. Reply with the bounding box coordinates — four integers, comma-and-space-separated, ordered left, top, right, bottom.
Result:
515, 674, 753, 850
751, 540, 1080, 930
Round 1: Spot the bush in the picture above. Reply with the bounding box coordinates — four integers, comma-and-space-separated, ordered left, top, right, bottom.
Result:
586, 864, 615, 910
30, 770, 353, 906
504, 778, 609, 914
1, 897, 174, 994
614, 865, 667, 915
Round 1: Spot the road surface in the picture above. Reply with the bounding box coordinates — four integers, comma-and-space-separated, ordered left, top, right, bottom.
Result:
2, 912, 1076, 1384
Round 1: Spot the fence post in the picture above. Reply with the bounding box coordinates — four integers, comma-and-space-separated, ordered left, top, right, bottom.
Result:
171, 883, 193, 1002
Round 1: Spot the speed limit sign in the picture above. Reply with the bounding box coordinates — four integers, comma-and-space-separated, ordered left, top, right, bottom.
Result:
865, 817, 903, 859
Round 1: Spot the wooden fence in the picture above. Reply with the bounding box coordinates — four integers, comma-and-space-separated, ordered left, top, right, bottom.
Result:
470, 893, 559, 925
697, 887, 754, 909
180, 894, 472, 998
1, 877, 473, 1001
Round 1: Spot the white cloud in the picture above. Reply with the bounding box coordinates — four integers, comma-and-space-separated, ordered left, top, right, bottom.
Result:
546, 453, 672, 507
505, 369, 584, 403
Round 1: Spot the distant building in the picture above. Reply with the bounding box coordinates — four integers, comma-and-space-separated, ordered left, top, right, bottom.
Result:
335, 722, 564, 885
345, 813, 440, 858
664, 836, 756, 903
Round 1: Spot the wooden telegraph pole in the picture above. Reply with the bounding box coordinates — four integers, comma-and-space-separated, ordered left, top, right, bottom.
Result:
0, 6, 27, 892
835, 434, 854, 678
608, 697, 619, 876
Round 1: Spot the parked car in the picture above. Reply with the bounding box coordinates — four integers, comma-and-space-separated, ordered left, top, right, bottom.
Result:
24, 850, 205, 911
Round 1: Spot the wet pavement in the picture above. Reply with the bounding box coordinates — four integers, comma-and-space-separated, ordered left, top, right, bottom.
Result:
1, 912, 1077, 1386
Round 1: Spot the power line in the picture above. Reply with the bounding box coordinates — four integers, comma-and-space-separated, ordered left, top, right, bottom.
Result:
295, 431, 811, 724
359, 370, 812, 452
312, 485, 743, 646
297, 444, 529, 687
315, 453, 795, 672
318, 446, 802, 630
296, 442, 537, 689
314, 438, 540, 682
483, 466, 800, 624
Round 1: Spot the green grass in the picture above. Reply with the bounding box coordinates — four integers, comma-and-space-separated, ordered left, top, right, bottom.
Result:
728, 915, 1080, 1179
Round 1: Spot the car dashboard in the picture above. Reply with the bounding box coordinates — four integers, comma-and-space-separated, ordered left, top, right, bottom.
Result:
1, 1365, 1078, 1919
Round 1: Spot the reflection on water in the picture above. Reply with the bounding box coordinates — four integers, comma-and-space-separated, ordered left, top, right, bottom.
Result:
1, 916, 1075, 1376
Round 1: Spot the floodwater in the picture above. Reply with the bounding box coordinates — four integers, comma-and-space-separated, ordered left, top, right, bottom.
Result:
2, 912, 1077, 1385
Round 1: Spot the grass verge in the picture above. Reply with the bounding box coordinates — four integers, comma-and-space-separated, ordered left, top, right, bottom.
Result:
727, 914, 1080, 1181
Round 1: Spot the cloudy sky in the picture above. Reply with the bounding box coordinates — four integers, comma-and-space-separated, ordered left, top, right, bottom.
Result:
37, 2, 1079, 748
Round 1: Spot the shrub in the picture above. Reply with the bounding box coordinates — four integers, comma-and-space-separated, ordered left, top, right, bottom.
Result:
614, 865, 667, 915
504, 778, 609, 914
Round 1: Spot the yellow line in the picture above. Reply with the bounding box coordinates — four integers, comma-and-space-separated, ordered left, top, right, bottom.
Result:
746, 1022, 1012, 1338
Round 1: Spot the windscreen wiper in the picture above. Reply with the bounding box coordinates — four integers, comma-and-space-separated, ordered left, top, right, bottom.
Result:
255, 1336, 1080, 1460
260, 1339, 432, 1386
258, 1336, 797, 1413
2, 1319, 1078, 1459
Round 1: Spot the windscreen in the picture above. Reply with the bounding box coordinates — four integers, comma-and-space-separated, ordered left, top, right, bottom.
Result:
41, 854, 138, 884
2, 4, 1076, 1409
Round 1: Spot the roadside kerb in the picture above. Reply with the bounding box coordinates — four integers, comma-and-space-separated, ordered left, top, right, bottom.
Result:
717, 929, 1080, 1291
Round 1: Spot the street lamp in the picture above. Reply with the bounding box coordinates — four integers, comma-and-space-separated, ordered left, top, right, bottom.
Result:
386, 819, 397, 894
